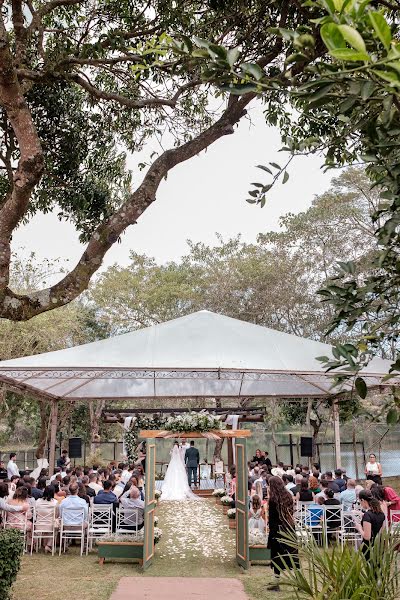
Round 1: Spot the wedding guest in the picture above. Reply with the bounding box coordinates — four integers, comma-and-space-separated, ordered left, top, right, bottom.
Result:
0, 482, 27, 514
94, 480, 119, 510
333, 469, 346, 493
53, 482, 67, 504
35, 485, 59, 553
81, 476, 95, 498
266, 476, 299, 592
308, 476, 321, 495
365, 453, 383, 485
354, 490, 385, 559
252, 449, 264, 464
292, 474, 304, 496
77, 482, 90, 505
6, 486, 32, 532
120, 485, 144, 530
31, 476, 46, 500
88, 472, 102, 495
249, 494, 265, 532
296, 478, 314, 503
7, 452, 20, 479
59, 483, 88, 526
324, 488, 340, 506
340, 479, 356, 511
271, 462, 286, 477
383, 485, 400, 522
282, 474, 297, 495
324, 472, 340, 497
0, 460, 7, 480
370, 484, 388, 521
229, 466, 236, 500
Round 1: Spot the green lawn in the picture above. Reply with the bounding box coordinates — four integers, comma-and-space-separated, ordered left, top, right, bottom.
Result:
12, 499, 292, 600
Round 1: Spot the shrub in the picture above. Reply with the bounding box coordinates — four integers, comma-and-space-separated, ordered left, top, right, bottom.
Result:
0, 528, 24, 600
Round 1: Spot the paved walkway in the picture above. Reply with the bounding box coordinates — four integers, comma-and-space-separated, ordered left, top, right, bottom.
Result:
110, 577, 249, 600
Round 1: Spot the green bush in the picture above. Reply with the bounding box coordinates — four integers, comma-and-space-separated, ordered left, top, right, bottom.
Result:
280, 530, 400, 600
0, 528, 24, 600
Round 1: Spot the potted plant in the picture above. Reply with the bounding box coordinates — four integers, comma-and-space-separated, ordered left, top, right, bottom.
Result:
249, 529, 270, 564
221, 495, 234, 514
212, 489, 225, 505
227, 507, 236, 529
97, 527, 162, 565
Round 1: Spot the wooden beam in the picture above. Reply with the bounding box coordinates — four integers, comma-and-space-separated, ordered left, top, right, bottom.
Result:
48, 400, 59, 475
139, 429, 252, 439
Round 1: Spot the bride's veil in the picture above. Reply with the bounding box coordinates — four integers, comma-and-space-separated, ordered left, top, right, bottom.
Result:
161, 442, 199, 501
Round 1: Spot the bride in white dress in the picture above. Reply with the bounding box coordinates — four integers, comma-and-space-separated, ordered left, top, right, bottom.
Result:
161, 442, 199, 501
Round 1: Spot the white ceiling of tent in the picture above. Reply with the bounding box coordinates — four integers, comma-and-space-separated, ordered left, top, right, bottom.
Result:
0, 310, 394, 400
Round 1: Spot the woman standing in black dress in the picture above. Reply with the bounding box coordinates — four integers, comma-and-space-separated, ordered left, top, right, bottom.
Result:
267, 476, 299, 592
354, 490, 385, 559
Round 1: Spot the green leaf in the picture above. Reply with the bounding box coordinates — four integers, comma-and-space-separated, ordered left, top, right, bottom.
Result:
372, 69, 400, 86
269, 162, 281, 170
386, 407, 398, 425
256, 165, 272, 174
240, 63, 264, 81
227, 47, 240, 67
369, 11, 392, 51
361, 80, 375, 100
337, 25, 366, 53
246, 198, 257, 204
192, 49, 210, 58
355, 376, 367, 399
330, 48, 370, 61
320, 23, 346, 52
282, 171, 289, 184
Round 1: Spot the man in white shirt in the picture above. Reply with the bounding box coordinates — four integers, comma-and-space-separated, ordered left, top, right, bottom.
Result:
7, 453, 20, 480
59, 483, 88, 525
87, 472, 102, 495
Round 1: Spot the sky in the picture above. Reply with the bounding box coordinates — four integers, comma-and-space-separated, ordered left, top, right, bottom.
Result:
13, 103, 333, 271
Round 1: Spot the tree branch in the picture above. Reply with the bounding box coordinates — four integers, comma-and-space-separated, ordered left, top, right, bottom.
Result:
0, 94, 254, 320
37, 0, 84, 17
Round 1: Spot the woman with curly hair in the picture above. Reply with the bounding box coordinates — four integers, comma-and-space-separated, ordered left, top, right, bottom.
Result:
266, 476, 299, 592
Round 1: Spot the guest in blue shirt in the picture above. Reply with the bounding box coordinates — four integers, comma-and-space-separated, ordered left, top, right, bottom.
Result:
340, 479, 357, 511
94, 480, 119, 510
59, 483, 88, 525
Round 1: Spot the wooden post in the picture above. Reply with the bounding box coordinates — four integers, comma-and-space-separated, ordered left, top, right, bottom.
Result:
333, 399, 342, 470
48, 400, 58, 476
226, 424, 234, 468
289, 434, 294, 468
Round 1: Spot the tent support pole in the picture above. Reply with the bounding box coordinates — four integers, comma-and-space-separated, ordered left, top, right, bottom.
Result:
333, 399, 342, 469
49, 400, 58, 475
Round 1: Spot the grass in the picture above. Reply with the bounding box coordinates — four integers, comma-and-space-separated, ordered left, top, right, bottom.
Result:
12, 499, 293, 600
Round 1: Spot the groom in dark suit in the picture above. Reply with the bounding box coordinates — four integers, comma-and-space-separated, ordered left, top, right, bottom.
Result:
185, 441, 200, 488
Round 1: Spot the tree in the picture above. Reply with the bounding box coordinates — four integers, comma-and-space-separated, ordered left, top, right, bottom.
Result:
186, 0, 400, 416
0, 0, 323, 321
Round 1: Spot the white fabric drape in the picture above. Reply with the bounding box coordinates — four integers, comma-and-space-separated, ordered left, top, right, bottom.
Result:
225, 414, 240, 464
122, 416, 134, 457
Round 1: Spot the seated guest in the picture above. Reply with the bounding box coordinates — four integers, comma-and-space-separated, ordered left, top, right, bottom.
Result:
340, 478, 356, 511
308, 476, 321, 495
53, 482, 67, 504
81, 476, 95, 498
383, 485, 400, 522
88, 472, 102, 495
31, 476, 46, 500
271, 462, 286, 477
292, 474, 304, 496
282, 474, 297, 495
0, 482, 27, 514
78, 482, 90, 505
301, 465, 310, 479
0, 460, 7, 480
324, 471, 340, 496
6, 486, 32, 530
94, 480, 119, 510
120, 485, 144, 530
35, 485, 59, 553
249, 494, 265, 532
296, 478, 314, 503
59, 482, 88, 526
333, 469, 346, 493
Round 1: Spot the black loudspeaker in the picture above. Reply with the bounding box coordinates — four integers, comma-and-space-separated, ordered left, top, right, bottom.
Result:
300, 436, 313, 457
68, 437, 82, 459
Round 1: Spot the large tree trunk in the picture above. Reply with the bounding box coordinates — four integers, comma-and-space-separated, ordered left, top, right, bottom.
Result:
35, 400, 49, 459
88, 399, 106, 452
213, 439, 224, 463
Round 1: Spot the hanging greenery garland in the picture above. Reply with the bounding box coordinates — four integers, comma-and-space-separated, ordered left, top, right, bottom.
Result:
123, 414, 166, 462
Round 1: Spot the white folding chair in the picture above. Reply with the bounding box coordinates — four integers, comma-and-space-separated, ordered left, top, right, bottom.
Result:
323, 505, 343, 545
3, 511, 29, 552
116, 507, 140, 536
59, 507, 86, 556
214, 461, 225, 487
338, 510, 363, 549
86, 504, 113, 554
31, 505, 57, 555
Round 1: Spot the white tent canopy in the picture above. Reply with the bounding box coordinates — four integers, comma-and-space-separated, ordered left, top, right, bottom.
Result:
0, 310, 394, 400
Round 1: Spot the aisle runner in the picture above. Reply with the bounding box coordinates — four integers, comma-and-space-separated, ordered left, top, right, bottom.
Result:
159, 500, 233, 562
110, 577, 248, 600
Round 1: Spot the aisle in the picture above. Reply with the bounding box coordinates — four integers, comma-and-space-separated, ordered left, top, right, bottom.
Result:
110, 577, 249, 600
156, 498, 235, 564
